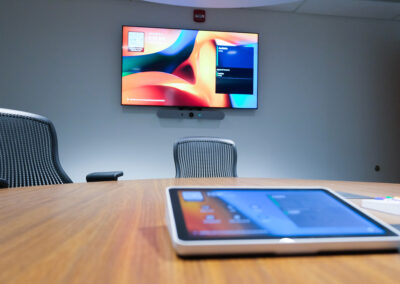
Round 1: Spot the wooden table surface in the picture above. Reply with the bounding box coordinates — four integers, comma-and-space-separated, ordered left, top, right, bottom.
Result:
1, 178, 400, 284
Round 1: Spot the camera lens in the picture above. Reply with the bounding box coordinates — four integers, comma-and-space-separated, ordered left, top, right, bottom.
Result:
189, 112, 194, 118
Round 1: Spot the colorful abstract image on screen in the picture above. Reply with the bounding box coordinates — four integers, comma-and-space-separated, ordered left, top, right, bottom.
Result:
122, 26, 258, 109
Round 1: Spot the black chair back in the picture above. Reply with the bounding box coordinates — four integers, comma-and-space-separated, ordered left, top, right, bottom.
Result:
0, 108, 72, 188
173, 137, 238, 178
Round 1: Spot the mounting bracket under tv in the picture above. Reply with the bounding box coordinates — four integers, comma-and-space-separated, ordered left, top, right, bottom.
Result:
157, 108, 225, 120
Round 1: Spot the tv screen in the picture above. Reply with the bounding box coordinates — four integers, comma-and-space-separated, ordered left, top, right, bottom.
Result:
121, 26, 258, 109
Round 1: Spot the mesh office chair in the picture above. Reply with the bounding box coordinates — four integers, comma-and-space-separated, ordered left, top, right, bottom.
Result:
0, 108, 122, 189
173, 137, 238, 178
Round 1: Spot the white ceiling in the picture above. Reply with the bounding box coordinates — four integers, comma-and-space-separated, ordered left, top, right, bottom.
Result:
69, 0, 400, 21
139, 0, 400, 21
262, 0, 400, 21
141, 0, 299, 8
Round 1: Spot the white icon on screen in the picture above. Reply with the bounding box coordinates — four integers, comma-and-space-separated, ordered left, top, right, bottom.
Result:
250, 204, 262, 213
201, 205, 214, 213
227, 205, 236, 213
182, 191, 204, 202
203, 215, 221, 224
128, 31, 145, 52
287, 210, 301, 215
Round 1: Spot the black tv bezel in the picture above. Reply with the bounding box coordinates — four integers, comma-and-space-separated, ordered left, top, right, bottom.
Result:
120, 25, 259, 110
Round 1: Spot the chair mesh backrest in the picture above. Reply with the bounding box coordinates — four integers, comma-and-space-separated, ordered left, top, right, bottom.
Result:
0, 108, 72, 188
174, 137, 238, 178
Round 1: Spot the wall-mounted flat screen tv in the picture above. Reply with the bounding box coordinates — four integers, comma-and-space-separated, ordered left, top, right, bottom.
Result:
121, 26, 258, 109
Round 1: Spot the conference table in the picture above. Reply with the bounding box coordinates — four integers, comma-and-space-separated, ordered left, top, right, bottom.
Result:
1, 178, 400, 283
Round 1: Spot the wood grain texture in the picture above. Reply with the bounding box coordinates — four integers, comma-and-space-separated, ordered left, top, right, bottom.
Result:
0, 178, 400, 284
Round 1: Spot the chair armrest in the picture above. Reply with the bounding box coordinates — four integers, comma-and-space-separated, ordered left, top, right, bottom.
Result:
86, 171, 124, 182
0, 178, 9, 189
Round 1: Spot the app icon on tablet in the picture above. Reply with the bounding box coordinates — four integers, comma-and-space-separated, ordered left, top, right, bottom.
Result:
182, 191, 204, 202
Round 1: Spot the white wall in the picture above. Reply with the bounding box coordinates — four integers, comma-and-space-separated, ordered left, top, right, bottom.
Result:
1, 0, 400, 183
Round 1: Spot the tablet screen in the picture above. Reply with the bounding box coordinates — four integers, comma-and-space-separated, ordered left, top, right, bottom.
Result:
169, 188, 396, 240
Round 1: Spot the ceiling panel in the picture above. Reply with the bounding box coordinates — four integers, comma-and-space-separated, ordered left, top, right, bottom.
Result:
65, 0, 133, 2
297, 0, 400, 20
140, 0, 300, 8
64, 0, 400, 20
257, 0, 304, 12
66, 0, 131, 2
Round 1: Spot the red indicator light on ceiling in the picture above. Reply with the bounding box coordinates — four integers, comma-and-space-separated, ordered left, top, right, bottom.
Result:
194, 9, 206, 23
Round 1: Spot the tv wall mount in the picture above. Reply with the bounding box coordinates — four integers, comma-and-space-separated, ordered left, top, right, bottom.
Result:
157, 108, 225, 120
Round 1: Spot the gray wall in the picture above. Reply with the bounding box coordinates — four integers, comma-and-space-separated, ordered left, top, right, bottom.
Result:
1, 0, 400, 183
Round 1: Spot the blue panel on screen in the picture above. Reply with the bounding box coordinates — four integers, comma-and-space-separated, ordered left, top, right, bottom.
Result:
217, 46, 254, 69
229, 43, 258, 108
